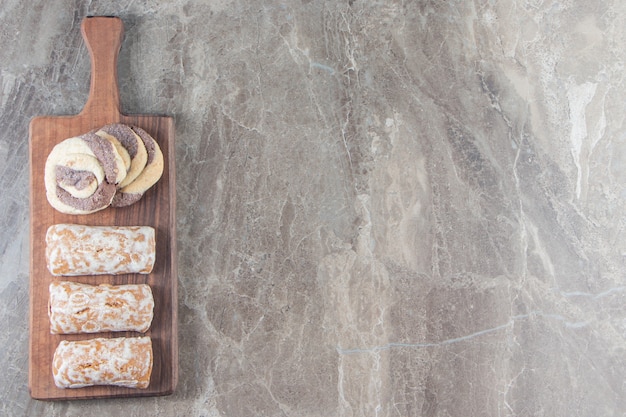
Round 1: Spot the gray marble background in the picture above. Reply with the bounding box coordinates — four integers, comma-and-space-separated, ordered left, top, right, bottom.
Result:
1, 0, 625, 416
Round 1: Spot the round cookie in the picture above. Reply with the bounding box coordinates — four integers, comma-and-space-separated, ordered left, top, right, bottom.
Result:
96, 124, 148, 189
111, 126, 164, 207
54, 152, 104, 199
44, 134, 128, 214
78, 132, 128, 185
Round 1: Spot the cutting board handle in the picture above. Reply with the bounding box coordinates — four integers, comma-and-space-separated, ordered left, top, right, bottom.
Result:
79, 16, 124, 118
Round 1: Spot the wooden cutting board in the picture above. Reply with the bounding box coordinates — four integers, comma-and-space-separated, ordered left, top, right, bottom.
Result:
29, 16, 177, 400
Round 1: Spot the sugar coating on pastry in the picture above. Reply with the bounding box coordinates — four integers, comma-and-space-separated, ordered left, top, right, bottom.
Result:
45, 224, 156, 276
49, 281, 154, 334
52, 337, 153, 389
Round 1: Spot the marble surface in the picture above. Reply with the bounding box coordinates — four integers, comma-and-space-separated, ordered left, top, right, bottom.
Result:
1, 0, 625, 415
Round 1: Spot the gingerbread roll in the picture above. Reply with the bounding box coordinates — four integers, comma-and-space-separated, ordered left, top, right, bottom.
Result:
52, 337, 153, 389
45, 224, 156, 276
49, 281, 154, 334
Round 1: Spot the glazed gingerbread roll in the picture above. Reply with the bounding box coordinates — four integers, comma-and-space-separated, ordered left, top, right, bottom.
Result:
52, 337, 153, 389
49, 281, 154, 334
45, 224, 156, 276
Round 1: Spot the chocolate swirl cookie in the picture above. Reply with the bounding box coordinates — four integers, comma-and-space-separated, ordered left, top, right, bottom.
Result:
96, 124, 147, 189
44, 133, 128, 214
44, 124, 163, 213
110, 126, 163, 207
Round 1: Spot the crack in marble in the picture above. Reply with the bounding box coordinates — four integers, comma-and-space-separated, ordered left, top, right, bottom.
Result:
336, 311, 596, 355
559, 286, 626, 300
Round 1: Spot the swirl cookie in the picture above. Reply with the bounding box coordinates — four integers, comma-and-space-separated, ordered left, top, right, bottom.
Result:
111, 126, 164, 207
44, 133, 128, 214
95, 124, 147, 189
44, 124, 163, 213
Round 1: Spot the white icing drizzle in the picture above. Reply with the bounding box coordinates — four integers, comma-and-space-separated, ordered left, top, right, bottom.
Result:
52, 337, 152, 389
45, 224, 156, 276
49, 281, 154, 334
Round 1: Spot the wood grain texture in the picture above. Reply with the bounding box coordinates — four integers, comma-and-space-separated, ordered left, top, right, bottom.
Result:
28, 16, 177, 400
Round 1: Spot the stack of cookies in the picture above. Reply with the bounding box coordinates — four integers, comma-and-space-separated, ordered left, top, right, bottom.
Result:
44, 123, 163, 214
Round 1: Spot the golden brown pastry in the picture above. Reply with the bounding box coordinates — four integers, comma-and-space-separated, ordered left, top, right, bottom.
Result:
45, 224, 156, 276
52, 337, 153, 389
49, 281, 154, 334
